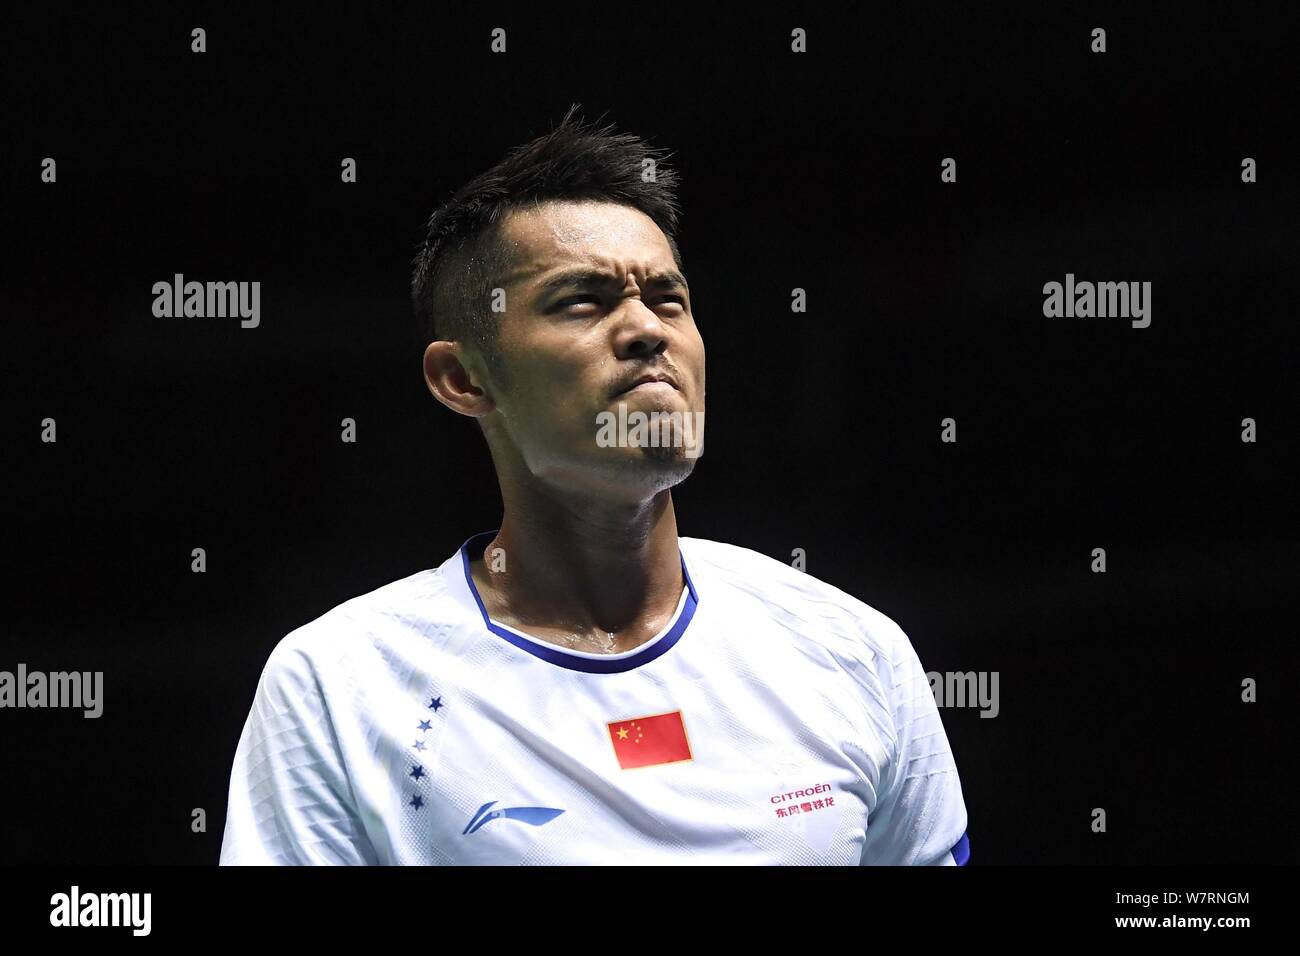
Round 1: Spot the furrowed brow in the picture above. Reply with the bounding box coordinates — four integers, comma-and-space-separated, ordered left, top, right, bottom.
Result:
643, 271, 690, 293
534, 269, 690, 300
535, 270, 619, 300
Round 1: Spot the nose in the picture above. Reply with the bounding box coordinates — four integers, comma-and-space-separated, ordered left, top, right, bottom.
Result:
612, 300, 668, 360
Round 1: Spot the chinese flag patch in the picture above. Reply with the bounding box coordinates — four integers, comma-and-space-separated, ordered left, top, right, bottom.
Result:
607, 711, 693, 769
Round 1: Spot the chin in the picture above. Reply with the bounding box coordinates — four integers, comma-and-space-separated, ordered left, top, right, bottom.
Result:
533, 446, 700, 501
633, 445, 700, 489
591, 447, 701, 498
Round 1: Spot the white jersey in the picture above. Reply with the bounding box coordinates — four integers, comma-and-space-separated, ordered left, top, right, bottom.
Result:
219, 531, 970, 865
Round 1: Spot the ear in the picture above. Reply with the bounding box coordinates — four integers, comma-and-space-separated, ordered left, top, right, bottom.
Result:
423, 340, 497, 418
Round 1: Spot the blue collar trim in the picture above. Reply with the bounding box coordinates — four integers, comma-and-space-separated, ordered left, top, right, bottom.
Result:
457, 530, 698, 674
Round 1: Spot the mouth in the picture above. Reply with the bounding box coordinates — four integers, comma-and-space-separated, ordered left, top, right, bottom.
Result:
611, 372, 680, 398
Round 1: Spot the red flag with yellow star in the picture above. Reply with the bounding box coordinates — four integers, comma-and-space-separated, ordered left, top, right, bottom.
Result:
607, 711, 693, 769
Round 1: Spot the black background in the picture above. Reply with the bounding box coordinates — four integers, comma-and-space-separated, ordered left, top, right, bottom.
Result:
4, 4, 1297, 865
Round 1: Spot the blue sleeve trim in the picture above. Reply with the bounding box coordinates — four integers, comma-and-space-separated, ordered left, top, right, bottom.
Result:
950, 830, 970, 866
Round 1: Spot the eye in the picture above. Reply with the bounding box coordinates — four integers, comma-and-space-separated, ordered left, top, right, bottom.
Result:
655, 295, 687, 314
556, 295, 601, 312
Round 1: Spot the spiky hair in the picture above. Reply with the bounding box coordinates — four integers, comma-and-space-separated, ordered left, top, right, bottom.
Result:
409, 105, 685, 368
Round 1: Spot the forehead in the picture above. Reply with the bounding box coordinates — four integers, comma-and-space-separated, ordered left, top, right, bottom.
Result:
495, 200, 675, 285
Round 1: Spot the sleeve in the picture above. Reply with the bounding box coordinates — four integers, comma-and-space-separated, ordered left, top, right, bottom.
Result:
858, 623, 970, 866
219, 639, 380, 865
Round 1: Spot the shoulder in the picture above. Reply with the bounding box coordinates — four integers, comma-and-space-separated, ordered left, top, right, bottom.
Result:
252, 565, 456, 700
679, 535, 916, 678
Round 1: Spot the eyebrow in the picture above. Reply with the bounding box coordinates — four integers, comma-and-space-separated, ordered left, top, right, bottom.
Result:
533, 268, 690, 301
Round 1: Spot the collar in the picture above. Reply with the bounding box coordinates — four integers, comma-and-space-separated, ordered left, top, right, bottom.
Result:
445, 529, 700, 674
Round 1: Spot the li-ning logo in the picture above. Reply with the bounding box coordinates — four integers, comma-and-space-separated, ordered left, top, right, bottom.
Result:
462, 800, 565, 835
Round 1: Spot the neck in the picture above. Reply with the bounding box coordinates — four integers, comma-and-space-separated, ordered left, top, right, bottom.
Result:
476, 481, 683, 637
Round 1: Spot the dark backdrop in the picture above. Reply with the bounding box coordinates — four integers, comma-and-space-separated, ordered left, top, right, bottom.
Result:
5, 4, 1297, 865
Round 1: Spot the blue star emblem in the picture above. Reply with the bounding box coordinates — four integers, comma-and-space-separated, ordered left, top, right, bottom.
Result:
409, 795, 424, 810
428, 696, 444, 712
410, 765, 425, 780
418, 719, 432, 732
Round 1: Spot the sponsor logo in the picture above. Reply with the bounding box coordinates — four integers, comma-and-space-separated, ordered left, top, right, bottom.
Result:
462, 800, 565, 834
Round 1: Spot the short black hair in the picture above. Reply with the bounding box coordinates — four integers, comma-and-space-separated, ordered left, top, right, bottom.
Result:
410, 105, 685, 371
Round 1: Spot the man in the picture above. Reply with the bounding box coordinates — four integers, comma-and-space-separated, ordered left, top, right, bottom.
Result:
219, 108, 970, 865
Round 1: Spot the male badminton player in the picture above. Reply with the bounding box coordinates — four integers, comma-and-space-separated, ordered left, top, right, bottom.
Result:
219, 108, 970, 866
